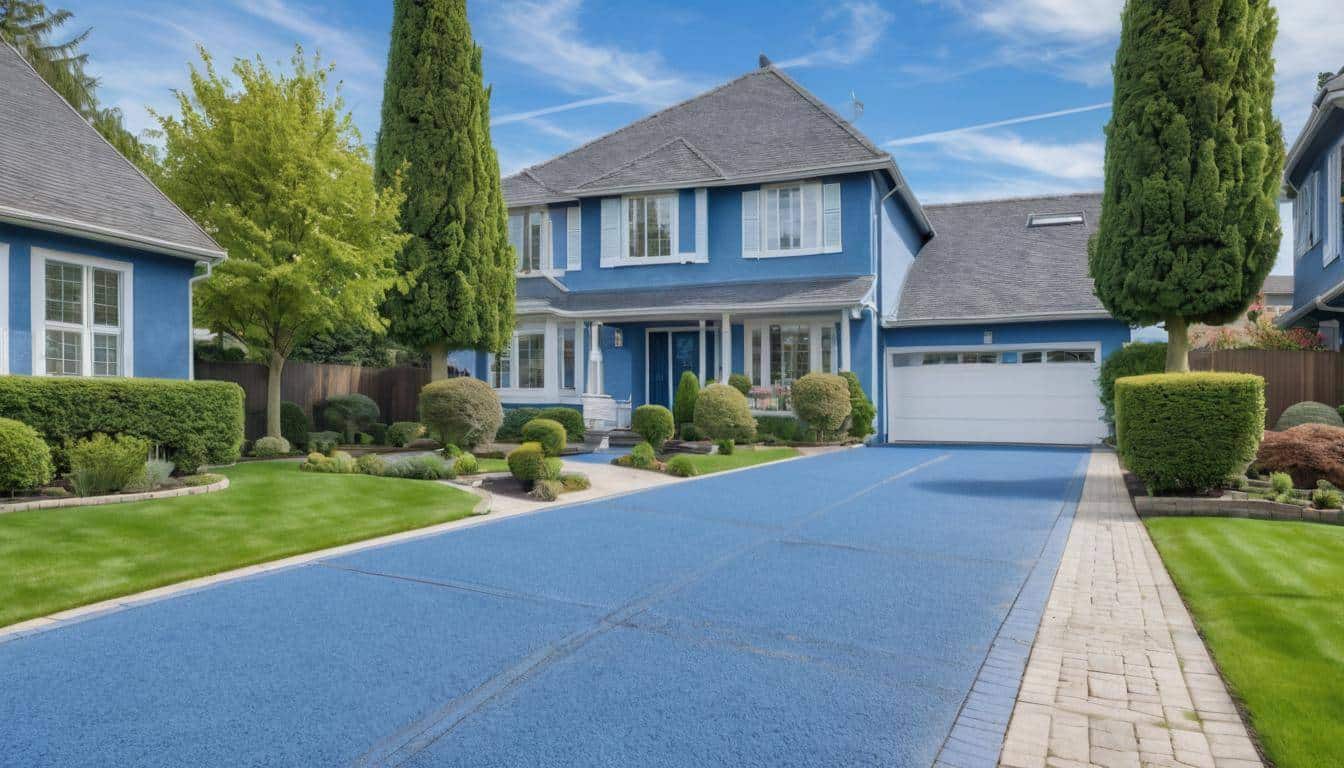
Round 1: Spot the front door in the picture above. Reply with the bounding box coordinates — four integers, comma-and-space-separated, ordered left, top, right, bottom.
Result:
671, 332, 699, 396
648, 332, 670, 409
648, 330, 703, 409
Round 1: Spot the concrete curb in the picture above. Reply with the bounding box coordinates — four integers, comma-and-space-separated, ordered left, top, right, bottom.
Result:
0, 476, 230, 516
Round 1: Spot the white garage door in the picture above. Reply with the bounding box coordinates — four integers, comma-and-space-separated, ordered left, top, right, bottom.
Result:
886, 347, 1105, 445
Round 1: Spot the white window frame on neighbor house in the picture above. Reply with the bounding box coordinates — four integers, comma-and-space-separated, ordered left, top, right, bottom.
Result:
0, 242, 8, 375
742, 180, 842, 259
742, 315, 840, 412
30, 247, 133, 378
1295, 169, 1320, 258
509, 207, 551, 275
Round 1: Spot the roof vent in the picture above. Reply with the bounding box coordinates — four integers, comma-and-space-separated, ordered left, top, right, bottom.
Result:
1028, 212, 1085, 227
759, 54, 772, 68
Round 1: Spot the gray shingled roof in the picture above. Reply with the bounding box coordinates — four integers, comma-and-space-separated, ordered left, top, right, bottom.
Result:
501, 64, 921, 217
892, 193, 1109, 325
1261, 275, 1293, 298
0, 41, 224, 260
516, 275, 873, 318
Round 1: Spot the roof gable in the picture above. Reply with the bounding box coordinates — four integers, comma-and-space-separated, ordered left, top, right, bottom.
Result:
574, 137, 724, 192
0, 41, 223, 260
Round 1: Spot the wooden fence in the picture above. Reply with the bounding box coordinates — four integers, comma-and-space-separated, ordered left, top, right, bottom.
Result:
1190, 349, 1344, 428
195, 360, 441, 438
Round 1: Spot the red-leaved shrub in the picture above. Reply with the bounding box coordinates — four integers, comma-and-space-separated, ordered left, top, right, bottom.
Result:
1253, 424, 1344, 488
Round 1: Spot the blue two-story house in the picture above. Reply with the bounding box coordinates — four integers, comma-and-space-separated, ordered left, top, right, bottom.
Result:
455, 58, 1130, 445
1, 40, 225, 381
1279, 67, 1344, 346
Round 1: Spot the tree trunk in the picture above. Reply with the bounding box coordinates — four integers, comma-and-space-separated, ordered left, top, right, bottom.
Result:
266, 351, 286, 438
428, 342, 449, 381
1165, 316, 1191, 372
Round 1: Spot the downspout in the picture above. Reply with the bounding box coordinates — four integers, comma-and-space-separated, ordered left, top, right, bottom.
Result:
188, 260, 213, 380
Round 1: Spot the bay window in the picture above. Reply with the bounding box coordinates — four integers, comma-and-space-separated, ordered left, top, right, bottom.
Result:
744, 318, 841, 411
508, 208, 547, 272
626, 194, 675, 260
36, 252, 130, 377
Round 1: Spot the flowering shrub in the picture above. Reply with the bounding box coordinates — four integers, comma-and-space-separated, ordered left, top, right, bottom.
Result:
1246, 316, 1325, 350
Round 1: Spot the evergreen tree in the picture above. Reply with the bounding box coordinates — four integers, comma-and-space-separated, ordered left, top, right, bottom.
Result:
375, 0, 514, 380
1089, 0, 1283, 372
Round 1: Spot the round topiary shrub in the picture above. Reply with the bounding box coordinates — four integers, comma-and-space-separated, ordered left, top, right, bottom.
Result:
1116, 372, 1265, 494
322, 393, 380, 442
453, 453, 479, 475
419, 377, 503, 450
727, 373, 751, 396
521, 418, 567, 457
0, 417, 55, 494
693, 383, 757, 443
507, 441, 547, 489
252, 435, 291, 458
1098, 342, 1166, 422
386, 421, 424, 448
538, 407, 585, 441
631, 404, 674, 451
280, 401, 310, 449
498, 407, 542, 441
839, 371, 875, 439
791, 372, 852, 441
1274, 401, 1344, 431
666, 454, 699, 477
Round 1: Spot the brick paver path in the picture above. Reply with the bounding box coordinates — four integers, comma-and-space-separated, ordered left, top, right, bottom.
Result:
998, 451, 1263, 768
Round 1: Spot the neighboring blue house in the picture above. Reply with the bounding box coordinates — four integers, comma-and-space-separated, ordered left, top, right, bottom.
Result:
1279, 67, 1344, 347
0, 41, 225, 381
454, 57, 1130, 444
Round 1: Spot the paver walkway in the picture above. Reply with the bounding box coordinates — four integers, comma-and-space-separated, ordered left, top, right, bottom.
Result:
998, 451, 1263, 768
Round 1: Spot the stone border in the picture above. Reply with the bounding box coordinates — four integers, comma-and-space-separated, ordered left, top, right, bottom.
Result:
0, 476, 230, 515
1134, 495, 1343, 525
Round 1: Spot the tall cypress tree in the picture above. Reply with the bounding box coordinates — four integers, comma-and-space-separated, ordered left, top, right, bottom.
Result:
1089, 0, 1283, 372
375, 0, 514, 380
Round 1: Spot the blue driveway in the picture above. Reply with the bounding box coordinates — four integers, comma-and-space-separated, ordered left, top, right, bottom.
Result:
0, 445, 1088, 767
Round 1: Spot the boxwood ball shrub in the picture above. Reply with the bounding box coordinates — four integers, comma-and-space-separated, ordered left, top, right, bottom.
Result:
453, 453, 479, 475
791, 372, 852, 441
507, 442, 547, 488
840, 371, 876, 439
521, 418, 567, 457
619, 441, 657, 470
251, 435, 291, 458
322, 393, 380, 442
693, 384, 756, 443
0, 417, 55, 494
419, 377, 503, 450
68, 433, 152, 496
1274, 400, 1344, 431
386, 421, 424, 448
727, 373, 751, 396
498, 407, 542, 441
538, 407, 585, 441
666, 454, 699, 477
0, 376, 243, 472
673, 371, 700, 434
631, 404, 674, 451
1115, 372, 1265, 494
1098, 342, 1166, 422
280, 401, 310, 449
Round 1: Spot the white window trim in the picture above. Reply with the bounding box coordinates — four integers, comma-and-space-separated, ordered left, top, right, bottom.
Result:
0, 242, 8, 375
512, 207, 556, 277
30, 247, 134, 378
558, 321, 580, 393
1327, 141, 1343, 267
744, 180, 843, 259
1296, 169, 1320, 258
599, 191, 691, 267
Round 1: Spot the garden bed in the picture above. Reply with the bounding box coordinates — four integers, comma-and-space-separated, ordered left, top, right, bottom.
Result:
0, 474, 228, 514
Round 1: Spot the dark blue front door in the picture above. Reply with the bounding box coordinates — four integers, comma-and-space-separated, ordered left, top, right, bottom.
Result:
671, 332, 699, 394
648, 331, 703, 408
648, 332, 670, 409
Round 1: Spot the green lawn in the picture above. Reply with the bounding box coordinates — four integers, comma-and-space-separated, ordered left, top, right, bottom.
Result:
1145, 518, 1344, 768
474, 457, 510, 473
0, 461, 479, 628
674, 446, 800, 475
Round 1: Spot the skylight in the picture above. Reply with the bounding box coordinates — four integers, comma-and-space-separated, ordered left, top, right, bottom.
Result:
1028, 212, 1085, 227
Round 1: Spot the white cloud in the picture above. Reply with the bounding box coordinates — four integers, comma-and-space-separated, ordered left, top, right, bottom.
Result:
235, 0, 381, 77
775, 1, 893, 69
924, 132, 1105, 181
887, 102, 1111, 146
974, 0, 1123, 42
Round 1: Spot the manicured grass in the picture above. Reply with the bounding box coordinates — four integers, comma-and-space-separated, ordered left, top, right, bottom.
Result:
1145, 518, 1344, 768
474, 457, 510, 473
0, 461, 479, 628
674, 446, 800, 475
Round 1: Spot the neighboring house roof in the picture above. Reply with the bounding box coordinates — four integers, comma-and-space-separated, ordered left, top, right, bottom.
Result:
501, 60, 932, 235
1285, 65, 1344, 184
1261, 275, 1294, 304
0, 41, 225, 262
890, 193, 1108, 327
515, 275, 874, 319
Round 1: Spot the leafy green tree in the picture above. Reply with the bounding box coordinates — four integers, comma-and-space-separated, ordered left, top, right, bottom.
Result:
374, 0, 514, 380
154, 48, 407, 437
1089, 0, 1283, 372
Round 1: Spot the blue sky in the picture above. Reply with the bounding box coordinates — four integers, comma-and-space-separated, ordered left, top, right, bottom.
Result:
65, 0, 1343, 274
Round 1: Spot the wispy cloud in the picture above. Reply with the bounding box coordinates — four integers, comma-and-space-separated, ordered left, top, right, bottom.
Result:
924, 132, 1105, 181
493, 90, 655, 126
887, 102, 1111, 146
235, 0, 381, 75
776, 1, 893, 69
973, 0, 1123, 42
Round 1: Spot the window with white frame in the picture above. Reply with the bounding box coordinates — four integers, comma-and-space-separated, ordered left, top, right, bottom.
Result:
490, 345, 511, 388
744, 319, 840, 410
1295, 170, 1319, 256
40, 256, 127, 377
744, 181, 841, 258
1331, 145, 1344, 265
508, 208, 547, 272
516, 332, 545, 389
625, 193, 676, 259
559, 325, 576, 390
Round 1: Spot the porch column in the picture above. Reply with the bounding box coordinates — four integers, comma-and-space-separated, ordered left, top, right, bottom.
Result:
698, 320, 706, 386
573, 319, 585, 395
720, 312, 731, 383
587, 321, 604, 395
840, 309, 852, 372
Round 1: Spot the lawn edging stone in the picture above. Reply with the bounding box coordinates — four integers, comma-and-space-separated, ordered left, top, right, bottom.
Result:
1134, 495, 1343, 525
0, 476, 231, 516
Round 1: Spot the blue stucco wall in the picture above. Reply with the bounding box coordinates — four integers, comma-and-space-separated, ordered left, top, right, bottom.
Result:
566, 172, 875, 291
2, 223, 196, 379
678, 189, 696, 254
876, 176, 926, 320
1287, 110, 1344, 315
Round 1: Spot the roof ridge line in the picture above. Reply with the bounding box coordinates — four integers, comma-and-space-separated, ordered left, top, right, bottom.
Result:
925, 190, 1102, 209
573, 136, 725, 190
0, 39, 224, 257
763, 65, 886, 159
677, 136, 728, 179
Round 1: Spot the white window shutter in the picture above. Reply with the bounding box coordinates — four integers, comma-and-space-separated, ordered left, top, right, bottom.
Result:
600, 198, 620, 266
567, 206, 582, 270
802, 183, 820, 250
541, 207, 552, 271
1330, 148, 1342, 265
742, 189, 760, 256
822, 183, 842, 251
695, 188, 708, 261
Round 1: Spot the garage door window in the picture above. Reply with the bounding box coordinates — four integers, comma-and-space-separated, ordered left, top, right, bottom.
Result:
1020, 351, 1043, 363
1047, 349, 1095, 363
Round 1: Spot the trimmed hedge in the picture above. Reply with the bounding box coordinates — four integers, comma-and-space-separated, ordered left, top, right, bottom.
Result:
1116, 372, 1265, 494
419, 377, 503, 450
521, 418, 567, 457
538, 407, 585, 441
280, 401, 310, 449
0, 417, 55, 493
840, 371, 875, 439
1098, 342, 1166, 422
0, 376, 243, 472
693, 383, 756, 443
1274, 400, 1343, 431
498, 407, 542, 441
631, 404, 674, 451
791, 372, 851, 441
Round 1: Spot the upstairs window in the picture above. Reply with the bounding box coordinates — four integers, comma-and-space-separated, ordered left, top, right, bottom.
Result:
508, 208, 547, 272
626, 194, 675, 260
1295, 170, 1319, 256
743, 181, 841, 257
